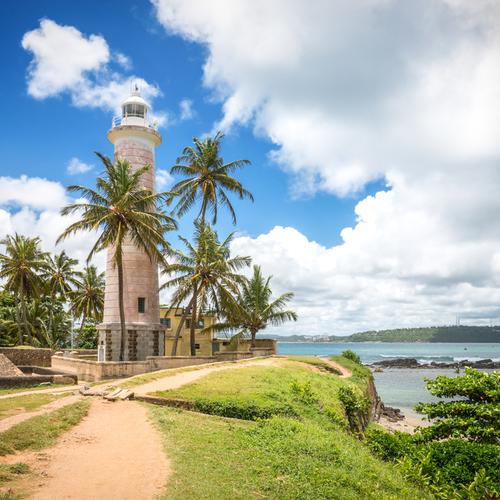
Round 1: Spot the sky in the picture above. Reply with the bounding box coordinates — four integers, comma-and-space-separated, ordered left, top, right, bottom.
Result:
1, 0, 500, 336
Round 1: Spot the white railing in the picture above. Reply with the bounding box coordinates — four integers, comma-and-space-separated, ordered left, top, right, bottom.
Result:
111, 115, 158, 130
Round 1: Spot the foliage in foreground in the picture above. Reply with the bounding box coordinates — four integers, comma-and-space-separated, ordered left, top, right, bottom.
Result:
151, 407, 425, 500
0, 400, 90, 456
366, 428, 500, 498
415, 368, 499, 444
0, 463, 30, 488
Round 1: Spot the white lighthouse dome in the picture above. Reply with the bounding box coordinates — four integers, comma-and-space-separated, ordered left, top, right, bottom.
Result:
111, 86, 155, 129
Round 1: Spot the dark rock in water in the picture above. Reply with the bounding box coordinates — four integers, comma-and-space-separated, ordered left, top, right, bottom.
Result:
373, 357, 500, 369
380, 404, 404, 422
373, 358, 420, 368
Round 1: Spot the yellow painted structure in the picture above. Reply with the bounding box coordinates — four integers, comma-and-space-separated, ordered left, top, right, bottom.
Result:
161, 307, 223, 356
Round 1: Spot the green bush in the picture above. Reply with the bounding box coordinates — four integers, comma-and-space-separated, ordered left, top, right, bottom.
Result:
194, 398, 297, 421
341, 349, 362, 364
289, 380, 319, 404
338, 385, 370, 433
415, 368, 500, 444
366, 428, 500, 497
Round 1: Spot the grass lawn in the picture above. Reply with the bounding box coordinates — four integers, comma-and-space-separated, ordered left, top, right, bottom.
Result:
0, 400, 90, 456
150, 406, 426, 499
0, 393, 67, 420
153, 359, 365, 423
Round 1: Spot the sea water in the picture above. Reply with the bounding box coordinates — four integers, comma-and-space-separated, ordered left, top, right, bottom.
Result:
277, 342, 500, 414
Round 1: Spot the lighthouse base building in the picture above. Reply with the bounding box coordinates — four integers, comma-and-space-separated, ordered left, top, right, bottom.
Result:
97, 89, 165, 361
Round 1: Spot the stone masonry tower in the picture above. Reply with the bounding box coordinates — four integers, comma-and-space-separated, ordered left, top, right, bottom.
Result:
98, 88, 165, 361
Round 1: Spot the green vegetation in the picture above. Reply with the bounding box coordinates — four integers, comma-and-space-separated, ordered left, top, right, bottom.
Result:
150, 359, 425, 499
366, 368, 500, 497
273, 325, 500, 342
0, 392, 66, 420
207, 265, 297, 347
0, 384, 71, 396
416, 368, 499, 444
0, 463, 30, 488
0, 239, 104, 349
0, 400, 90, 456
153, 362, 363, 424
341, 349, 362, 364
162, 222, 250, 356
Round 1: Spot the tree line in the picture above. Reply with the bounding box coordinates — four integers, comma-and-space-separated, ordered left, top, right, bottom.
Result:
0, 132, 297, 356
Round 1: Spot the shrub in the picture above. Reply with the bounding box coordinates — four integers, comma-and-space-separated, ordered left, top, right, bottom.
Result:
415, 368, 500, 444
194, 398, 297, 421
341, 349, 361, 364
365, 428, 415, 461
338, 385, 370, 433
289, 380, 319, 404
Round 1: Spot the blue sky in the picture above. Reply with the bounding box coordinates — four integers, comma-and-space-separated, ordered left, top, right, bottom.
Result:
1, 1, 500, 335
0, 0, 381, 248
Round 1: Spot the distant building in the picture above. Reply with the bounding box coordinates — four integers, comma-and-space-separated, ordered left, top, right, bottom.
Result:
160, 306, 277, 356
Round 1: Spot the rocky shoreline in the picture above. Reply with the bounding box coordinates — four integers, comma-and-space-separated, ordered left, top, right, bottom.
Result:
371, 357, 500, 369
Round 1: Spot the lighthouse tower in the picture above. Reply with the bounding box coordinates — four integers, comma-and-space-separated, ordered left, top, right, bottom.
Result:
98, 88, 165, 361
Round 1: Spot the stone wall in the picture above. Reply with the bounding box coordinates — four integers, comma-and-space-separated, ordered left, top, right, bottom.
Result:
0, 348, 53, 367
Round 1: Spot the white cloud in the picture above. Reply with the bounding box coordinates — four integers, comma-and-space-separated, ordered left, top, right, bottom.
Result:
22, 19, 165, 122
21, 19, 109, 99
154, 0, 500, 333
0, 175, 68, 210
0, 176, 104, 271
179, 99, 194, 120
66, 157, 93, 175
156, 169, 174, 190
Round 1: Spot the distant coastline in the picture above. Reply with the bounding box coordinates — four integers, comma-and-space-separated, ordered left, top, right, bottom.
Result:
271, 325, 500, 343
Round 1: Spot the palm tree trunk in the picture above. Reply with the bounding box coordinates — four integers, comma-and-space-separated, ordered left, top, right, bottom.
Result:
190, 285, 198, 356
171, 296, 194, 356
251, 329, 257, 348
80, 313, 87, 334
14, 301, 23, 345
20, 296, 33, 345
117, 254, 126, 361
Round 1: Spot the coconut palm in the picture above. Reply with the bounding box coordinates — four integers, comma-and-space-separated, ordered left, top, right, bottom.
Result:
170, 131, 253, 225
0, 234, 47, 345
41, 251, 80, 339
71, 265, 105, 333
58, 153, 177, 361
210, 265, 297, 347
162, 221, 250, 356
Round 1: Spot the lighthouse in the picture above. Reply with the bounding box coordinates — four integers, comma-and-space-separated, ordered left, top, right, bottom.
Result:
97, 88, 165, 361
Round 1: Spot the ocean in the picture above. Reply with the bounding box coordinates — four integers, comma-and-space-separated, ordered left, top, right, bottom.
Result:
277, 342, 500, 415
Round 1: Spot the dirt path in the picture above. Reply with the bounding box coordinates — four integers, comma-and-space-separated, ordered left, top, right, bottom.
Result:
322, 358, 352, 378
26, 399, 168, 500
133, 357, 278, 396
0, 394, 82, 433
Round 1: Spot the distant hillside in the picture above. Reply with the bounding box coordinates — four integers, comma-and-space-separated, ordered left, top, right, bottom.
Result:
272, 326, 500, 343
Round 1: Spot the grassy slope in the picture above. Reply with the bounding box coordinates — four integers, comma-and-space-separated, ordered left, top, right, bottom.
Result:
0, 393, 66, 420
0, 384, 71, 396
149, 357, 426, 499
0, 400, 90, 456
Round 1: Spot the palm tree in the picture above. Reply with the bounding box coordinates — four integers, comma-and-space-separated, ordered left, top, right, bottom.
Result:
71, 265, 105, 333
170, 131, 254, 225
42, 251, 79, 338
0, 234, 47, 345
58, 153, 176, 361
210, 265, 297, 347
162, 221, 250, 355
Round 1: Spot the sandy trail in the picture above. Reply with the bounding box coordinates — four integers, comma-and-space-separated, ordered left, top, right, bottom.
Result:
133, 357, 278, 396
322, 358, 352, 378
29, 398, 168, 500
0, 394, 82, 433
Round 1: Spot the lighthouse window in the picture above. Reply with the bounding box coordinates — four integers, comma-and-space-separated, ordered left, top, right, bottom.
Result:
138, 297, 146, 313
123, 103, 145, 118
